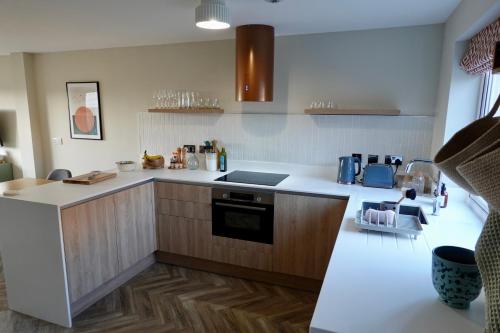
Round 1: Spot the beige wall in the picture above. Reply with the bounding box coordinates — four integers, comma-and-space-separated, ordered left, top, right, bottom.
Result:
33, 24, 444, 175
0, 54, 43, 178
0, 55, 21, 177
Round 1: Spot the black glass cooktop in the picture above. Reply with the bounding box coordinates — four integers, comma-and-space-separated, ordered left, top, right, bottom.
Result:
215, 170, 290, 186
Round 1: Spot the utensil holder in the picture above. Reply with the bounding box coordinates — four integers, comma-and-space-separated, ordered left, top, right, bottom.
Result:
205, 153, 217, 171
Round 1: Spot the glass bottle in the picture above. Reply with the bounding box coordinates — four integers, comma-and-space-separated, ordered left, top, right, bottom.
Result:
219, 147, 227, 172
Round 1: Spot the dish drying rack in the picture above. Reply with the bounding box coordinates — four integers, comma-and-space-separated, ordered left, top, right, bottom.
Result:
355, 201, 424, 239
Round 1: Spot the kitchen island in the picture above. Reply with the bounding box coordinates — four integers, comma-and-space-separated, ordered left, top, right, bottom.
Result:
0, 161, 485, 332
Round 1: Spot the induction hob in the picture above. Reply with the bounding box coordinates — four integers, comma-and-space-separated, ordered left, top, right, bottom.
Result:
215, 170, 289, 186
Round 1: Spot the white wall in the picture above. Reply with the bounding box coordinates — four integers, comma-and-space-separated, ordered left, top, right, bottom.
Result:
33, 24, 444, 175
139, 113, 434, 168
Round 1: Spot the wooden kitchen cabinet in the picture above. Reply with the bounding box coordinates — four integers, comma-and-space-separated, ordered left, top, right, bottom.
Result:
273, 193, 347, 280
211, 236, 273, 271
114, 182, 156, 272
61, 182, 156, 303
156, 182, 211, 203
158, 215, 212, 259
61, 195, 119, 302
158, 198, 211, 220
156, 182, 213, 260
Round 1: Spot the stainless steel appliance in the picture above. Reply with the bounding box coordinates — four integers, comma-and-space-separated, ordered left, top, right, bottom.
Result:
212, 187, 274, 244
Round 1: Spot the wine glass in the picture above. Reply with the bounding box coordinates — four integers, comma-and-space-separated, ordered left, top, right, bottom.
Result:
152, 90, 160, 108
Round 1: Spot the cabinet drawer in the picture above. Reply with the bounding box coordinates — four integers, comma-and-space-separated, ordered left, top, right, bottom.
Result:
158, 215, 212, 260
211, 236, 273, 271
158, 199, 211, 220
156, 182, 211, 203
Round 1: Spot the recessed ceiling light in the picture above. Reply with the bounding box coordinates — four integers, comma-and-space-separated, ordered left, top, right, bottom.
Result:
195, 0, 230, 30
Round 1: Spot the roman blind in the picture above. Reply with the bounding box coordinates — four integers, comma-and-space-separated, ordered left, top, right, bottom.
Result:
460, 18, 500, 74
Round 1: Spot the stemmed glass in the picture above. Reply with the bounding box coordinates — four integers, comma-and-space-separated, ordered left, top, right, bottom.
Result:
152, 90, 221, 110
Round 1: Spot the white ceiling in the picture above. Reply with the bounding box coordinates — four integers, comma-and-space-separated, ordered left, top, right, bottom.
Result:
0, 0, 461, 54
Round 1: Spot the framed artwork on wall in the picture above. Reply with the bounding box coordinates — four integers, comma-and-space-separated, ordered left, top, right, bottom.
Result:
66, 81, 103, 140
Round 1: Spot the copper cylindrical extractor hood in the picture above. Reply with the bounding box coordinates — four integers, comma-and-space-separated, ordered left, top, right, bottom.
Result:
236, 24, 274, 102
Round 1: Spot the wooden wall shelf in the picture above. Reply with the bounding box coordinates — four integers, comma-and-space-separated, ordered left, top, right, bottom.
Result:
148, 108, 224, 114
304, 108, 401, 116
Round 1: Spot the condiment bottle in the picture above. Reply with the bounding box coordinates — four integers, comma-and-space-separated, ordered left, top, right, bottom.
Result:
220, 147, 227, 172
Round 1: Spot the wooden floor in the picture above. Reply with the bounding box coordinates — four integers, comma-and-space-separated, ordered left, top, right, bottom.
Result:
0, 256, 318, 332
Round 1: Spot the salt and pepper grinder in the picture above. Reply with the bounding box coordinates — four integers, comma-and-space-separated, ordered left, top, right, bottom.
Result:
440, 183, 448, 208
181, 147, 187, 168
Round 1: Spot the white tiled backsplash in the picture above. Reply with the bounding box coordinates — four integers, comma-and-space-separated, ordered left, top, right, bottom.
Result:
138, 112, 434, 166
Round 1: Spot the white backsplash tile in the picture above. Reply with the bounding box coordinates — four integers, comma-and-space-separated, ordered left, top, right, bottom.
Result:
138, 112, 434, 166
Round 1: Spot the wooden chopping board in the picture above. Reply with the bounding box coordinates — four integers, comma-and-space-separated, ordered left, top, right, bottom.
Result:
63, 172, 117, 185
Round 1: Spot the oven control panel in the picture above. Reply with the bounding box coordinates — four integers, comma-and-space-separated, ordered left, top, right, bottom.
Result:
212, 188, 274, 205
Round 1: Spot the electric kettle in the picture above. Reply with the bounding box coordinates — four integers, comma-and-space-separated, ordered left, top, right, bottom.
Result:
337, 156, 361, 184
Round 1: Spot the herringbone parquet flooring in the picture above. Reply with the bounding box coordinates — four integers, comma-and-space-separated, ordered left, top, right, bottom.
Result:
0, 257, 318, 333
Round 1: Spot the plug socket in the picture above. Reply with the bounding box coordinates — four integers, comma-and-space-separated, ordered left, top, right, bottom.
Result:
368, 155, 379, 164
391, 155, 403, 166
184, 145, 196, 153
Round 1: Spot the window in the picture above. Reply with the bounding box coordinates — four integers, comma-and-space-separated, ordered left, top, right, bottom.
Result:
470, 71, 499, 216
478, 72, 500, 118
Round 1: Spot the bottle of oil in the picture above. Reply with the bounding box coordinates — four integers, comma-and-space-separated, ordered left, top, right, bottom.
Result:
219, 147, 227, 172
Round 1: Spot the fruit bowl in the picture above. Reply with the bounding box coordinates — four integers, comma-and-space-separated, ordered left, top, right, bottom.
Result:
143, 158, 165, 169
142, 151, 165, 169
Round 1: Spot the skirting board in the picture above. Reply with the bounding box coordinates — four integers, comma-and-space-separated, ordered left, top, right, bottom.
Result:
71, 254, 156, 317
155, 251, 323, 292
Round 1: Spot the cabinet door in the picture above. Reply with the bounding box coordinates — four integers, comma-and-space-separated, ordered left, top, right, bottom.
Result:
61, 195, 119, 302
114, 182, 156, 272
158, 215, 212, 259
273, 193, 347, 280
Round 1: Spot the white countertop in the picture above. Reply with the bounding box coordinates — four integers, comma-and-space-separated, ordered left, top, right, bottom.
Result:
0, 161, 486, 332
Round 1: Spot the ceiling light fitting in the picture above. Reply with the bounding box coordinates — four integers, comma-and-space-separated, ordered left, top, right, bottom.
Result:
195, 0, 230, 30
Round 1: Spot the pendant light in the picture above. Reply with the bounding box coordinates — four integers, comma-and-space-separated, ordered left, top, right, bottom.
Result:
195, 0, 230, 30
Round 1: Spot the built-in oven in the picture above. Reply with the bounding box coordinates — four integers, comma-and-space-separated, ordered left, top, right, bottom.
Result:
212, 187, 274, 244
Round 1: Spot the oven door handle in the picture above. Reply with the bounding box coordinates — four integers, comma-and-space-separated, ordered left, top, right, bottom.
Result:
214, 202, 267, 211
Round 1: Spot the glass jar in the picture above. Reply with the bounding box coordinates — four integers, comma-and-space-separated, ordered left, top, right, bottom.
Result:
187, 153, 199, 170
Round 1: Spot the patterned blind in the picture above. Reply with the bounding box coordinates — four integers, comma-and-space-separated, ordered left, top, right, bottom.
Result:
460, 18, 500, 75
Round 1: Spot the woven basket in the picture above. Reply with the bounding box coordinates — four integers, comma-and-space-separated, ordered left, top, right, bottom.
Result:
457, 146, 500, 210
434, 95, 500, 194
474, 209, 500, 333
